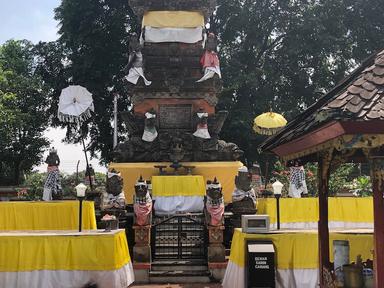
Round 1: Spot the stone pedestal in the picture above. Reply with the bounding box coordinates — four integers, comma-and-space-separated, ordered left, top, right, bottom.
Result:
133, 225, 151, 282
207, 225, 226, 280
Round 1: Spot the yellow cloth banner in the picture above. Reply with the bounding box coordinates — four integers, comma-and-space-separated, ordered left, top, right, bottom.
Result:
142, 11, 204, 28
229, 228, 373, 269
152, 175, 205, 197
109, 161, 243, 204
0, 230, 130, 272
257, 197, 373, 224
0, 201, 97, 230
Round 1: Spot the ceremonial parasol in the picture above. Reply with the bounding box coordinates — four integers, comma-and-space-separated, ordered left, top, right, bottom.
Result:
253, 110, 287, 189
58, 85, 95, 190
58, 85, 94, 124
253, 111, 287, 135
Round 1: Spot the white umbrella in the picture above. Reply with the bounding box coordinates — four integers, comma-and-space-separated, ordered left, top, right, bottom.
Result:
57, 85, 95, 190
58, 85, 94, 124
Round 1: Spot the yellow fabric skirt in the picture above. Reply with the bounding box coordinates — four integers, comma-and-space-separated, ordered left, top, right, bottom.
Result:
257, 197, 373, 224
142, 11, 204, 28
152, 175, 205, 197
0, 230, 130, 272
0, 201, 97, 230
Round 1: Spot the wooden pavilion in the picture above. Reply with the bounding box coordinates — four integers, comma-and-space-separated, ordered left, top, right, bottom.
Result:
260, 49, 384, 287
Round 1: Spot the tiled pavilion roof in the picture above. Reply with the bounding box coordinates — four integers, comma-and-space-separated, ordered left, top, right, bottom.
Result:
260, 49, 384, 152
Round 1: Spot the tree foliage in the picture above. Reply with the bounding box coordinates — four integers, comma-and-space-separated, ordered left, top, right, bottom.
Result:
214, 0, 384, 165
35, 0, 384, 165
0, 40, 50, 185
44, 0, 139, 163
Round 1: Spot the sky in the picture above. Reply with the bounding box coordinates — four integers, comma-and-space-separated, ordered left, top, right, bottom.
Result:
0, 0, 107, 173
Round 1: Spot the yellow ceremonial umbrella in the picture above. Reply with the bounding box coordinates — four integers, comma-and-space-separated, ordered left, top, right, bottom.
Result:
253, 111, 287, 135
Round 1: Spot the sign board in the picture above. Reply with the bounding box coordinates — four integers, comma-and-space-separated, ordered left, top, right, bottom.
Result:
245, 240, 275, 288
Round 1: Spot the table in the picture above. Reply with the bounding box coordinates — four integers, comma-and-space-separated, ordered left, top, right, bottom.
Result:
0, 229, 134, 288
257, 197, 373, 229
152, 175, 205, 215
0, 201, 97, 230
222, 228, 373, 288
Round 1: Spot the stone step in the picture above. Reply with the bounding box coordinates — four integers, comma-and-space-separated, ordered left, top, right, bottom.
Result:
151, 260, 208, 271
149, 270, 211, 283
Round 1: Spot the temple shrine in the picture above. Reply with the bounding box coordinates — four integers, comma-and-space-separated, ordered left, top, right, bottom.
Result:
109, 0, 246, 283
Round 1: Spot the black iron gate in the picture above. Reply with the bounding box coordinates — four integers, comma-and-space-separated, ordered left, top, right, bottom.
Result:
152, 213, 207, 260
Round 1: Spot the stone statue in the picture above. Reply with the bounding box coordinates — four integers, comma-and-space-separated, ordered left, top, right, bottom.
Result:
197, 33, 221, 82
142, 109, 158, 142
193, 109, 211, 139
101, 169, 126, 210
232, 166, 257, 215
133, 176, 153, 226
288, 160, 308, 198
43, 147, 62, 201
205, 178, 224, 226
125, 34, 151, 86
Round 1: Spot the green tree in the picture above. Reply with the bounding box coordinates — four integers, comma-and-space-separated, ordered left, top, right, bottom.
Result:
214, 0, 384, 166
0, 40, 50, 185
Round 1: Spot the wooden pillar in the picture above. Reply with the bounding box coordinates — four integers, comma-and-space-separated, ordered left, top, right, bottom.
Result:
370, 155, 384, 288
318, 156, 331, 287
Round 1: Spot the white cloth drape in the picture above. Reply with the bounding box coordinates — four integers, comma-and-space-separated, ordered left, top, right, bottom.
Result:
222, 261, 318, 288
196, 66, 222, 82
0, 262, 134, 288
125, 67, 151, 86
153, 196, 204, 215
144, 26, 203, 43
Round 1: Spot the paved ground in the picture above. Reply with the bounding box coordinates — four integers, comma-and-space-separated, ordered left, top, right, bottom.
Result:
131, 284, 222, 288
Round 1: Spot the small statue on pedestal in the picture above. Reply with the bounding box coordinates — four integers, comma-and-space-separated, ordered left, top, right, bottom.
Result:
125, 35, 151, 86
133, 176, 152, 226
205, 178, 224, 226
43, 147, 62, 201
101, 169, 126, 210
142, 109, 158, 142
196, 33, 221, 82
288, 160, 308, 198
232, 166, 257, 215
193, 109, 211, 139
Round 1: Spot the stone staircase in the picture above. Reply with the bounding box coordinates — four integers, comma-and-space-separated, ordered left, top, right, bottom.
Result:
149, 259, 211, 283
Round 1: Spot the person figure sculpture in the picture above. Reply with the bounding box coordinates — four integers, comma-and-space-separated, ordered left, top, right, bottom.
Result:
193, 108, 211, 139
196, 33, 221, 82
205, 178, 225, 226
288, 160, 308, 198
133, 176, 153, 226
125, 35, 152, 86
43, 147, 62, 201
142, 109, 158, 142
232, 166, 257, 215
101, 169, 126, 210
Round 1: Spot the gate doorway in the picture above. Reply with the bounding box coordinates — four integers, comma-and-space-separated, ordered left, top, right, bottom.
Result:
152, 213, 207, 260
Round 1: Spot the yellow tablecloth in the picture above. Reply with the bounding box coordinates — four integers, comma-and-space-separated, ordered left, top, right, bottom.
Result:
142, 11, 204, 28
109, 161, 243, 203
257, 197, 373, 224
152, 175, 205, 197
229, 228, 373, 269
0, 230, 130, 272
0, 201, 97, 230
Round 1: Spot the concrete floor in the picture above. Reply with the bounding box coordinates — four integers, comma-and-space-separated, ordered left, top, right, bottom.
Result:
130, 284, 222, 288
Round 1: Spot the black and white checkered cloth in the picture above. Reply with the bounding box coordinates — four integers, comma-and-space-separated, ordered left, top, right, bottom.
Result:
290, 167, 306, 189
